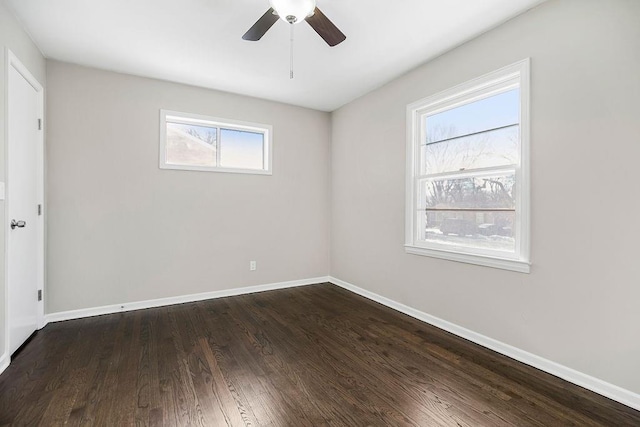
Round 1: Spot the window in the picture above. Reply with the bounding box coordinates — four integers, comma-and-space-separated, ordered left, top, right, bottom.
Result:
405, 59, 530, 272
159, 110, 272, 174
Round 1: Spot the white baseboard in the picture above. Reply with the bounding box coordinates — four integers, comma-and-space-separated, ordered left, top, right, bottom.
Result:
0, 352, 9, 376
45, 276, 330, 324
329, 276, 640, 412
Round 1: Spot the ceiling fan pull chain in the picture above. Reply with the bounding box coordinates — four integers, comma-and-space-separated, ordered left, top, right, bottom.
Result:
290, 23, 294, 79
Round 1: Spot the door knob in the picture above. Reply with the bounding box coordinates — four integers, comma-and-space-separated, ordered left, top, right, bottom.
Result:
10, 219, 26, 230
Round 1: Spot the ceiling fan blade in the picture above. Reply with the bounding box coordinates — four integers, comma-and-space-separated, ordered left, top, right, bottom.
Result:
305, 7, 346, 47
242, 8, 279, 41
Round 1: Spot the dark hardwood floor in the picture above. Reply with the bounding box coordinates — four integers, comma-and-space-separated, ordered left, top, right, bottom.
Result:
1, 283, 638, 426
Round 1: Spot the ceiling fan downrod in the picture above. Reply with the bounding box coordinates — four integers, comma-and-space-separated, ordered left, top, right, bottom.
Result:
289, 19, 295, 79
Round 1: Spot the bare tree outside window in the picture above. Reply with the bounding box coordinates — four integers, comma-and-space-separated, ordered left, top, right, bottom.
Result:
418, 90, 520, 252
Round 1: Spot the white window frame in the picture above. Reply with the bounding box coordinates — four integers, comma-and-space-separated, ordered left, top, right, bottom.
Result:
405, 59, 530, 273
159, 109, 273, 175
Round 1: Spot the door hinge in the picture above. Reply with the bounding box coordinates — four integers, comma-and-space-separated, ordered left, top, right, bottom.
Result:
38, 204, 42, 216
38, 118, 42, 130
37, 289, 42, 301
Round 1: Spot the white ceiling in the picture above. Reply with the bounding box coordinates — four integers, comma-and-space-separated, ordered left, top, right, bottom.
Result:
6, 0, 545, 111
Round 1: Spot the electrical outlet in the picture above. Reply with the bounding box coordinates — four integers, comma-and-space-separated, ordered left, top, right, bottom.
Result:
250, 261, 257, 271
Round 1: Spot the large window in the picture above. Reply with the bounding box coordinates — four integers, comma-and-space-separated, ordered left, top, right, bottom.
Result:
405, 60, 530, 272
159, 110, 272, 174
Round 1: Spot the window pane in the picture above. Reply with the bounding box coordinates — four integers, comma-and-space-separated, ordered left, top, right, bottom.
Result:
166, 122, 217, 167
420, 173, 516, 210
422, 125, 518, 175
425, 88, 519, 143
419, 210, 516, 252
219, 128, 264, 170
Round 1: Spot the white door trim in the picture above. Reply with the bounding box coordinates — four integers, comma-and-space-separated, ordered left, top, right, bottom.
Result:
3, 48, 45, 363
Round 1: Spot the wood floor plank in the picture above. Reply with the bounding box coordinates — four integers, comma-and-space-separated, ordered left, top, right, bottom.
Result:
144, 309, 164, 426
66, 317, 121, 425
197, 337, 248, 426
1, 283, 638, 426
194, 301, 262, 426
111, 314, 144, 425
134, 310, 153, 426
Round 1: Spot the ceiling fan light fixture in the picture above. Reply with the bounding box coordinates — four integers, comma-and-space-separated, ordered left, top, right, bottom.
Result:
269, 0, 316, 24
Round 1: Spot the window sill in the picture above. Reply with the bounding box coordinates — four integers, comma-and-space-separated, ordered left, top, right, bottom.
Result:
404, 245, 530, 273
160, 163, 272, 175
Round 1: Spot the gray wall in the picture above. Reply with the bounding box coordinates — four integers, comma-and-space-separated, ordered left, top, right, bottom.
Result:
0, 1, 46, 364
46, 61, 330, 313
330, 0, 640, 394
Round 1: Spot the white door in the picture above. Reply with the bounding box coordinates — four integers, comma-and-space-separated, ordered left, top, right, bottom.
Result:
7, 54, 43, 355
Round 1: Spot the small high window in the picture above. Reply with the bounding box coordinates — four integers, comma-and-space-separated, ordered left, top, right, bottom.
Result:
160, 110, 272, 175
405, 60, 530, 272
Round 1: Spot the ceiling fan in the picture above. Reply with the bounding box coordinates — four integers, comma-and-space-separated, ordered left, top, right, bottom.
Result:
242, 0, 346, 47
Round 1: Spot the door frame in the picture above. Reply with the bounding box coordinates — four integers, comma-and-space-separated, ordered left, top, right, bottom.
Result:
3, 48, 45, 361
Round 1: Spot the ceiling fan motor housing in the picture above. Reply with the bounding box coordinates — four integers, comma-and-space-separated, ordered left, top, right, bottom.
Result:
243, 0, 346, 48
269, 0, 316, 24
